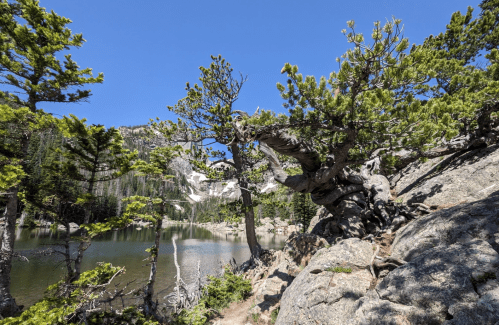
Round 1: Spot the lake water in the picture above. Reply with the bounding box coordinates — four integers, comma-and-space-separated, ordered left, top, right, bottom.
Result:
11, 224, 287, 309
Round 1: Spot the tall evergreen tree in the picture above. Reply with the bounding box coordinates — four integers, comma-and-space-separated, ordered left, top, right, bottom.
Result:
0, 0, 103, 316
291, 192, 317, 232
38, 153, 81, 282
46, 115, 137, 282
110, 142, 182, 321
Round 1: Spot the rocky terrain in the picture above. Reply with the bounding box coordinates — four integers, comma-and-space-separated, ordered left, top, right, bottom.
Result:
229, 144, 499, 325
99, 127, 499, 324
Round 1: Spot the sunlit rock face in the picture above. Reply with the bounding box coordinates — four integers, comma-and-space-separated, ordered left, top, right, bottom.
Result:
275, 191, 499, 325
390, 144, 499, 207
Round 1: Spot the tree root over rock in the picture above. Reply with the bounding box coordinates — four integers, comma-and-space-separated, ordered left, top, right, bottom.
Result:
314, 162, 432, 240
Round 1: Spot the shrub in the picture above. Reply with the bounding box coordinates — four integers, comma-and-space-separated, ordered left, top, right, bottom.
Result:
203, 269, 252, 311
0, 264, 158, 325
174, 267, 252, 325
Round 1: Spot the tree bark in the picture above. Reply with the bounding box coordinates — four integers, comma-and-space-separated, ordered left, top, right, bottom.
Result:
258, 134, 423, 239
63, 220, 74, 284
143, 214, 162, 317
73, 173, 95, 282
0, 126, 32, 318
0, 187, 21, 317
231, 144, 261, 259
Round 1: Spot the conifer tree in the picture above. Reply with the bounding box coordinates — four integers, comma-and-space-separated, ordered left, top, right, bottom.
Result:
38, 153, 81, 282
158, 55, 265, 259
46, 115, 137, 282
291, 192, 317, 231
0, 0, 103, 316
110, 141, 182, 320
415, 3, 499, 158
479, 0, 499, 50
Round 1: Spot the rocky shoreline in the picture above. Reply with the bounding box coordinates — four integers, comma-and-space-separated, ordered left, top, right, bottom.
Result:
193, 217, 302, 235
5, 215, 302, 237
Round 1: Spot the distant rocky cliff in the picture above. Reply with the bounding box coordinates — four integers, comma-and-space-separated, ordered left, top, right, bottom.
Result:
118, 126, 279, 203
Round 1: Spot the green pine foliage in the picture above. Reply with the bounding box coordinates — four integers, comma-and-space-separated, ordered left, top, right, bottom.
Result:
194, 196, 230, 223
11, 124, 194, 224
41, 116, 137, 229
0, 103, 58, 192
291, 192, 317, 231
0, 0, 104, 197
0, 263, 158, 325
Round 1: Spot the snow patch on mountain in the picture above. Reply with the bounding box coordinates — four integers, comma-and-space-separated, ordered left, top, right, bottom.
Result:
221, 181, 237, 194
188, 187, 202, 202
169, 156, 280, 202
187, 171, 208, 185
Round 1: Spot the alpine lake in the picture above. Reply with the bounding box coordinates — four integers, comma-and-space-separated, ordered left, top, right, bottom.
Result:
10, 224, 287, 309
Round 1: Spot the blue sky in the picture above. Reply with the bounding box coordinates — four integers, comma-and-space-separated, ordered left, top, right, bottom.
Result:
37, 0, 482, 128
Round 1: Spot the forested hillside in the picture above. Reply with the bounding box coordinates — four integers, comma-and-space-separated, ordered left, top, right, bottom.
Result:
14, 126, 193, 227
10, 125, 314, 228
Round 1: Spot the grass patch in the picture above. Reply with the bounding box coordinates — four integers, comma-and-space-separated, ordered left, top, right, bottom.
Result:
270, 307, 280, 324
252, 313, 260, 322
326, 266, 352, 273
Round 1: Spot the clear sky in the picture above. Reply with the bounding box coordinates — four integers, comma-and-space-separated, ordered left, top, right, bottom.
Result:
37, 0, 482, 128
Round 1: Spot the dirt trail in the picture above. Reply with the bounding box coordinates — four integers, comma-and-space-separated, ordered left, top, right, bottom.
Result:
210, 297, 255, 325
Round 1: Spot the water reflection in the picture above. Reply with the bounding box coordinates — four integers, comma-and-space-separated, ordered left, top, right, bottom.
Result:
11, 224, 287, 308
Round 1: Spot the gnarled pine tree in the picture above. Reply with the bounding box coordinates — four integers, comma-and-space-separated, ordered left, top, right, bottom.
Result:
229, 13, 499, 240
160, 55, 265, 259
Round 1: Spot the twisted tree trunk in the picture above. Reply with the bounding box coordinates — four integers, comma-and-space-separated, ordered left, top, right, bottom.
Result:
231, 144, 262, 259
254, 131, 427, 239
